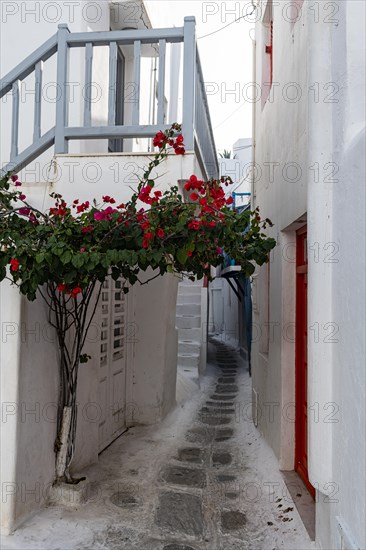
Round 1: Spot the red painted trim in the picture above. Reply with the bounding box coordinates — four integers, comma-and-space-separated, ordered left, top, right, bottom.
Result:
295, 226, 315, 499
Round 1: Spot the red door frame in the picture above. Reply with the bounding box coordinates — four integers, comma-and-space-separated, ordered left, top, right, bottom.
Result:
295, 226, 315, 498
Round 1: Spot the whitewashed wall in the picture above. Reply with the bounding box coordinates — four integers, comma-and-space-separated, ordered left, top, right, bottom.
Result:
253, 1, 365, 548
308, 1, 365, 548
252, 0, 308, 464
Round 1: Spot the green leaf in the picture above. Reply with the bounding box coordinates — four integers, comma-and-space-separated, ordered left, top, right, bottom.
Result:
36, 253, 45, 264
177, 248, 187, 265
60, 250, 72, 264
72, 255, 85, 268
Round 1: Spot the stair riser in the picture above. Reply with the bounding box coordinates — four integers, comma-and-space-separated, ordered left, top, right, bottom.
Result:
178, 286, 202, 296
178, 354, 200, 368
178, 341, 201, 354
177, 294, 202, 305
178, 327, 202, 342
176, 303, 201, 315
176, 316, 201, 329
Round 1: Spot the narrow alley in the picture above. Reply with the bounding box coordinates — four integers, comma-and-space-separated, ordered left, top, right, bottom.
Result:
2, 341, 314, 550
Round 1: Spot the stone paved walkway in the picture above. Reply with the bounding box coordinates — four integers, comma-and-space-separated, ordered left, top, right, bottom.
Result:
1, 340, 315, 550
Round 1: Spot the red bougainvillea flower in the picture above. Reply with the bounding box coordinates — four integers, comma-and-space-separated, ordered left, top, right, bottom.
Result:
187, 250, 193, 257
71, 287, 82, 298
102, 196, 116, 204
81, 225, 93, 233
10, 258, 20, 272
176, 134, 184, 144
226, 196, 234, 205
142, 238, 150, 249
138, 186, 153, 204
174, 146, 185, 155
76, 201, 90, 214
190, 192, 199, 202
19, 193, 26, 200
156, 228, 165, 238
153, 131, 167, 148
141, 221, 150, 230
144, 231, 153, 240
18, 207, 30, 216
188, 220, 201, 230
15, 181, 22, 186
10, 175, 18, 182
57, 283, 66, 292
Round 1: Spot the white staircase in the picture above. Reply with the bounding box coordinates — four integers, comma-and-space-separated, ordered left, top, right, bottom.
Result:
176, 279, 206, 384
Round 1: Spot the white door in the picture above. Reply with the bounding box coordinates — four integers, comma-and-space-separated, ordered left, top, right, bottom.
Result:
98, 277, 128, 452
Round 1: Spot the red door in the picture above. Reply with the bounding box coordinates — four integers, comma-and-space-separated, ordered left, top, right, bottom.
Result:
295, 226, 315, 498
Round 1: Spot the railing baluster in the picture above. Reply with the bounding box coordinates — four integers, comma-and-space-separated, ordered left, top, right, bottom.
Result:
10, 80, 20, 161
132, 40, 141, 126
182, 16, 196, 151
55, 24, 70, 154
108, 41, 117, 126
33, 61, 43, 141
84, 43, 93, 127
157, 39, 166, 125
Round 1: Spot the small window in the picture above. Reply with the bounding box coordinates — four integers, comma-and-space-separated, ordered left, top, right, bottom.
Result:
261, 1, 274, 108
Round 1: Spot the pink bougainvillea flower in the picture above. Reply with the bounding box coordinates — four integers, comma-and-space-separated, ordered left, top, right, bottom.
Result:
94, 211, 105, 221
217, 247, 223, 255
10, 175, 18, 182
19, 193, 26, 200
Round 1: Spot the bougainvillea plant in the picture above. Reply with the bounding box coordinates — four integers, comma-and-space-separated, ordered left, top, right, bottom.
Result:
0, 123, 275, 483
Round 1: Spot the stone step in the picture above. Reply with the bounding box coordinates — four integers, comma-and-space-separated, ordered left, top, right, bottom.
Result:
177, 294, 202, 305
178, 285, 202, 296
178, 353, 200, 368
176, 303, 201, 316
176, 315, 201, 329
179, 279, 203, 287
178, 327, 202, 342
178, 340, 201, 355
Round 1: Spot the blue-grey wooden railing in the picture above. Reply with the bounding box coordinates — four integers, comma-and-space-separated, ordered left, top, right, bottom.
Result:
0, 17, 219, 179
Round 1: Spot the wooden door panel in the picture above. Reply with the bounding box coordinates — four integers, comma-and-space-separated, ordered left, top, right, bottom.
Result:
98, 277, 127, 452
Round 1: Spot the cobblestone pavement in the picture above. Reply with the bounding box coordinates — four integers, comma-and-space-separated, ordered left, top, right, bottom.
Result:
2, 340, 315, 550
